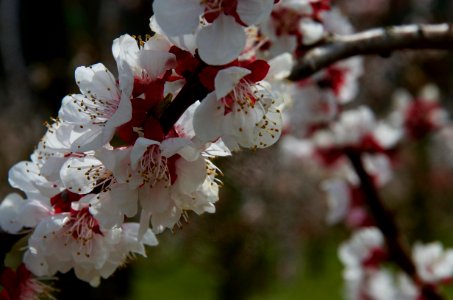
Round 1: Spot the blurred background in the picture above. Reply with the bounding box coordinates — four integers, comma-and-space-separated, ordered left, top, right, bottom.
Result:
2, 0, 453, 299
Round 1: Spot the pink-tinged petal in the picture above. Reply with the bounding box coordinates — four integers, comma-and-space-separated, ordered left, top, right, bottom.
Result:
174, 156, 206, 195
196, 15, 246, 65
74, 63, 119, 100
130, 138, 160, 170
236, 0, 274, 25
153, 0, 203, 36
139, 50, 176, 80
193, 92, 225, 142
214, 66, 250, 99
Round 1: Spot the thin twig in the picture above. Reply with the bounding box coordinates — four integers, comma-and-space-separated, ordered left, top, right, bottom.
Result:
289, 23, 453, 80
346, 150, 444, 300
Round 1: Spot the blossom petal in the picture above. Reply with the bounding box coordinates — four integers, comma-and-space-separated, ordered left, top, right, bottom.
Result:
75, 63, 119, 101
236, 0, 274, 25
71, 125, 105, 152
193, 92, 224, 142
59, 94, 92, 124
214, 66, 250, 99
0, 193, 26, 233
112, 34, 138, 97
60, 157, 103, 194
139, 50, 176, 80
196, 14, 246, 65
174, 156, 206, 195
153, 0, 203, 36
160, 138, 199, 161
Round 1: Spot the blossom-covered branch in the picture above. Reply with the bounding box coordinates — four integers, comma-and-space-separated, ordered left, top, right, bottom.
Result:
289, 23, 453, 80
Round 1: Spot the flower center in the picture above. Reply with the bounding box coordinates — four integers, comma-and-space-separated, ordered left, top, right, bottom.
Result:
223, 80, 257, 114
139, 145, 170, 186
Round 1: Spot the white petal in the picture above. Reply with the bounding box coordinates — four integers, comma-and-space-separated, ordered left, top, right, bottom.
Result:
300, 20, 325, 45
59, 94, 92, 124
60, 157, 103, 194
204, 140, 232, 157
160, 138, 199, 161
139, 181, 171, 214
21, 199, 52, 228
214, 66, 250, 99
8, 162, 41, 194
71, 125, 105, 152
196, 15, 246, 65
112, 34, 138, 96
104, 93, 132, 136
236, 0, 274, 25
153, 0, 203, 36
269, 35, 297, 57
150, 16, 197, 53
193, 92, 224, 142
174, 101, 199, 139
151, 205, 181, 234
74, 63, 119, 100
0, 193, 26, 233
266, 53, 294, 80
139, 50, 176, 80
174, 156, 206, 194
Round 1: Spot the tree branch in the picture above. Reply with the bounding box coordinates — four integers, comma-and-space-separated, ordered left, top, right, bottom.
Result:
160, 62, 208, 134
289, 23, 453, 81
346, 150, 444, 300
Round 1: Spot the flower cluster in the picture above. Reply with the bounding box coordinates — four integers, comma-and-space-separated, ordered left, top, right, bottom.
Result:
0, 0, 452, 298
0, 0, 290, 289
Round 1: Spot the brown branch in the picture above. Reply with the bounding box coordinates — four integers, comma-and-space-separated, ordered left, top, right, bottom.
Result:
346, 150, 444, 300
160, 62, 208, 134
289, 23, 453, 81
